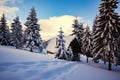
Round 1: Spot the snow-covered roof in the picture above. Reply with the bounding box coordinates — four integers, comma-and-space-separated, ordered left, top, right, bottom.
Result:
46, 35, 76, 53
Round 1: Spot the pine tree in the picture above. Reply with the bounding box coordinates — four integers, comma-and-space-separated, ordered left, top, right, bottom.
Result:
116, 36, 120, 65
72, 18, 84, 43
82, 25, 91, 63
72, 18, 84, 61
92, 15, 99, 34
91, 15, 100, 59
67, 46, 73, 61
92, 0, 120, 70
55, 27, 68, 60
10, 17, 23, 49
0, 14, 10, 45
23, 7, 43, 53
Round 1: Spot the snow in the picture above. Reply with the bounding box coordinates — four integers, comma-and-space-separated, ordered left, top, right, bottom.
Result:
0, 46, 120, 80
46, 35, 75, 53
42, 49, 47, 54
0, 46, 54, 63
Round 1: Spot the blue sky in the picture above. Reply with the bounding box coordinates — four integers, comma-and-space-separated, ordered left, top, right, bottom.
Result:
6, 0, 119, 24
1, 0, 120, 40
15, 0, 101, 22
4, 0, 120, 24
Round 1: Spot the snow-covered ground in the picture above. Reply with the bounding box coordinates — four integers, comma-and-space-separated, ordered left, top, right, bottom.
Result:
0, 46, 120, 80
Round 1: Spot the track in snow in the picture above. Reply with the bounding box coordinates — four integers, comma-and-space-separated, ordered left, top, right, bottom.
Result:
0, 61, 79, 80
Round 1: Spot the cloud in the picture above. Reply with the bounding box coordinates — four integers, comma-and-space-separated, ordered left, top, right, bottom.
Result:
82, 19, 93, 29
0, 6, 19, 19
0, 0, 23, 31
0, 0, 23, 5
39, 15, 82, 40
9, 0, 23, 4
0, 0, 22, 20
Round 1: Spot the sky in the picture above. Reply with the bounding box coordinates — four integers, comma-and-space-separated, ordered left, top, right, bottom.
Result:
0, 0, 120, 40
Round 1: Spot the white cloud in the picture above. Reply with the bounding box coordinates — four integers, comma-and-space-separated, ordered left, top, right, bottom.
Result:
0, 0, 23, 5
82, 19, 93, 29
39, 15, 82, 40
0, 0, 23, 32
0, 0, 22, 19
9, 0, 23, 4
0, 6, 19, 19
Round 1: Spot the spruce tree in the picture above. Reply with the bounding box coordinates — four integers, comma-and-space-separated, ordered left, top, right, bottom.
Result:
23, 7, 43, 52
82, 25, 91, 63
72, 18, 84, 61
72, 18, 84, 43
67, 46, 73, 61
116, 36, 120, 65
55, 27, 68, 60
0, 14, 10, 45
92, 15, 99, 34
10, 17, 23, 49
92, 0, 120, 70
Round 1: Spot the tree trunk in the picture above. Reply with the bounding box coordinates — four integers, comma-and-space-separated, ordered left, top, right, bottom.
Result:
104, 61, 106, 64
87, 57, 88, 63
16, 44, 19, 49
108, 52, 112, 70
78, 54, 80, 61
108, 58, 111, 70
30, 48, 33, 52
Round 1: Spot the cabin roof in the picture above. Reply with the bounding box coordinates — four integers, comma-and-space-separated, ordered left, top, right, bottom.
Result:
46, 35, 76, 53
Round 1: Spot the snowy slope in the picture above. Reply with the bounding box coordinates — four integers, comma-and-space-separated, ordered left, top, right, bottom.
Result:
46, 35, 75, 53
0, 46, 120, 80
0, 46, 55, 63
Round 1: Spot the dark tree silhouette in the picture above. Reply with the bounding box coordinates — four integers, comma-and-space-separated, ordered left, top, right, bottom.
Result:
0, 14, 10, 45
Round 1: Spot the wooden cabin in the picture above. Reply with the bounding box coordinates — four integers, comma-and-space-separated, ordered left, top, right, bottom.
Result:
46, 35, 82, 61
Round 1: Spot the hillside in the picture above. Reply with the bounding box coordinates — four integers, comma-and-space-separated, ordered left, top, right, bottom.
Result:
0, 46, 120, 80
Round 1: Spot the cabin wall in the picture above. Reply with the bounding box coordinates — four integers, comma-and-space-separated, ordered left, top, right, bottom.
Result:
69, 38, 81, 61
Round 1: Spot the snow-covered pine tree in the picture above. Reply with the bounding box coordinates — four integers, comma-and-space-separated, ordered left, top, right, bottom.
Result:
91, 15, 99, 58
82, 25, 91, 63
0, 14, 10, 45
71, 18, 84, 61
72, 18, 84, 43
67, 46, 73, 61
92, 0, 120, 70
92, 15, 99, 34
55, 27, 68, 60
23, 7, 43, 53
10, 17, 23, 49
